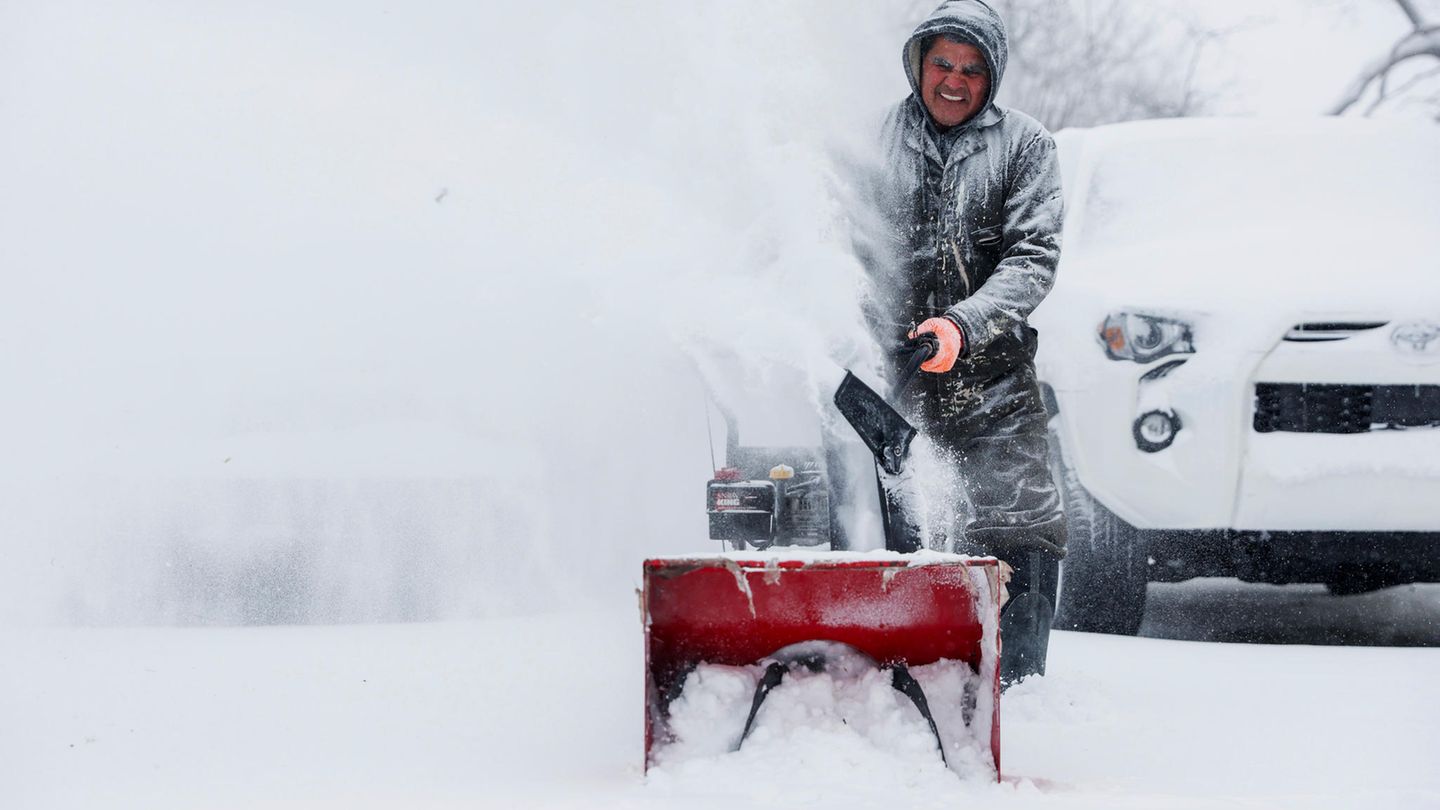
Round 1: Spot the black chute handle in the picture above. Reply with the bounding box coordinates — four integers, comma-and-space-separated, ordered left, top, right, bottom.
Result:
893, 333, 940, 395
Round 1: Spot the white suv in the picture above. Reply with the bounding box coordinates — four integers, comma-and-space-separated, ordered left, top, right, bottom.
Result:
1033, 117, 1440, 634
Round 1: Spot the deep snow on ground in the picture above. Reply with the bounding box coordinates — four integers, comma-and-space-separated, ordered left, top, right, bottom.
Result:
5, 589, 1440, 809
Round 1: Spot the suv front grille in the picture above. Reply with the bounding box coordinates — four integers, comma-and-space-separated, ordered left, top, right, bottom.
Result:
1282, 322, 1387, 342
1254, 383, 1440, 433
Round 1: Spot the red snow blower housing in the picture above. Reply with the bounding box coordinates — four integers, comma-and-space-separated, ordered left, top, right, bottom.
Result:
643, 556, 1002, 776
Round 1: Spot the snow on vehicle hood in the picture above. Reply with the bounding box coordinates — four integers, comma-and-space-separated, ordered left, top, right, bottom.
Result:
1035, 229, 1440, 374
1057, 231, 1440, 321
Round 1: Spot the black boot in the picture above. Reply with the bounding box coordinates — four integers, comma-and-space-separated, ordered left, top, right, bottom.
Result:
999, 550, 1059, 688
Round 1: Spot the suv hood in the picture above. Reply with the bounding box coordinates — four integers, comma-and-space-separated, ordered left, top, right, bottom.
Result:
1057, 232, 1440, 318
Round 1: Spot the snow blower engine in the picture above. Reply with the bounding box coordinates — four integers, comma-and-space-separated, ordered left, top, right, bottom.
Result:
706, 336, 936, 554
706, 445, 830, 550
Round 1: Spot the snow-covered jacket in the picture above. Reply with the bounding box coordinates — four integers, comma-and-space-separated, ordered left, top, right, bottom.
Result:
873, 0, 1063, 380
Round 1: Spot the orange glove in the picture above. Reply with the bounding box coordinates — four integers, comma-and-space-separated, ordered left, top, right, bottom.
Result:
909, 317, 965, 374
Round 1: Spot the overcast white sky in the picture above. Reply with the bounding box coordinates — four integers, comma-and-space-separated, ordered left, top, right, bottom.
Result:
1177, 0, 1434, 116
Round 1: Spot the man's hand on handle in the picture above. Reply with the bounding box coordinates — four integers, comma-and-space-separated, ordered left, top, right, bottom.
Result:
908, 317, 964, 374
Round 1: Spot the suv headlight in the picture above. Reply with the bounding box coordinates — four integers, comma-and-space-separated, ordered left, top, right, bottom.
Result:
1099, 312, 1195, 363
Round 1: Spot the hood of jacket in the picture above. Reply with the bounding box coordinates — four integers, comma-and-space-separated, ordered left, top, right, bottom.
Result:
902, 0, 1008, 124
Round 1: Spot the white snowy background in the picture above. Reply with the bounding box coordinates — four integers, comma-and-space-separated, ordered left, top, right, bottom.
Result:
2, 1, 1438, 808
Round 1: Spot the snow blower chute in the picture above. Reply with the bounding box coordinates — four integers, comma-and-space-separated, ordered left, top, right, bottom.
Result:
644, 337, 1005, 778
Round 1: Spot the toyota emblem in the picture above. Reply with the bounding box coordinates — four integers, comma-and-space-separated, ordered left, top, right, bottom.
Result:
1391, 320, 1440, 363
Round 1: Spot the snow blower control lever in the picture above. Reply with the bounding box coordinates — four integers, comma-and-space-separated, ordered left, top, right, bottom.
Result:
895, 331, 940, 394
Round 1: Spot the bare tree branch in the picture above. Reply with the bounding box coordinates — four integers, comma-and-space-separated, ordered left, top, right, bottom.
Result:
1330, 25, 1440, 114
978, 0, 1228, 129
1394, 0, 1427, 28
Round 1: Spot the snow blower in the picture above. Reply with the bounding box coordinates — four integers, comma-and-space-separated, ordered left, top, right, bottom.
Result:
644, 336, 1005, 778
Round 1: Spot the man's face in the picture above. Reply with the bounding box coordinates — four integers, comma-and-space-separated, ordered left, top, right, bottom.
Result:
919, 38, 990, 129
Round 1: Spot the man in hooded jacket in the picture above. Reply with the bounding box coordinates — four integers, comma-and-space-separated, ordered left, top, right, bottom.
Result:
865, 0, 1065, 684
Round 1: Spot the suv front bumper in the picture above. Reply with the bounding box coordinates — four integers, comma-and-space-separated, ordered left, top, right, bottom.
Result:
1146, 528, 1440, 587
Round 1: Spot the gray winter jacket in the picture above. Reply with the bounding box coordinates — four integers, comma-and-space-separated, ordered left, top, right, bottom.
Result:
873, 0, 1063, 382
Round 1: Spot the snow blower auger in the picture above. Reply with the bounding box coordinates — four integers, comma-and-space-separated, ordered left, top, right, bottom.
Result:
644, 336, 1005, 779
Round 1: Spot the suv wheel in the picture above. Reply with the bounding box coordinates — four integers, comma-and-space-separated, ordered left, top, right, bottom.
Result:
1048, 426, 1148, 635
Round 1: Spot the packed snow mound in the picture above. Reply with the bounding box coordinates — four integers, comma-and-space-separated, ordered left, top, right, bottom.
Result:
650, 652, 995, 784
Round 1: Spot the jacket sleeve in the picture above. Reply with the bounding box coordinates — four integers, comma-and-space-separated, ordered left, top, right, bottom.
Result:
943, 131, 1063, 357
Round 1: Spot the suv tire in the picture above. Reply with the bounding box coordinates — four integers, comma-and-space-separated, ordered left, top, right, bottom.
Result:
1048, 426, 1148, 635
